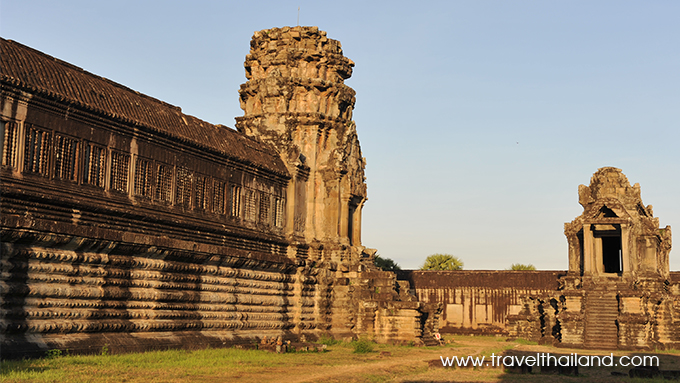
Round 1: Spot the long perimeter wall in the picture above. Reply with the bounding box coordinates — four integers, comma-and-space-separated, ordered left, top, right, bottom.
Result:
397, 270, 565, 335
398, 270, 680, 345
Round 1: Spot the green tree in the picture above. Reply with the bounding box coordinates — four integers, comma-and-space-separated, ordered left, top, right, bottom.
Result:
421, 254, 463, 271
374, 255, 401, 271
508, 263, 536, 270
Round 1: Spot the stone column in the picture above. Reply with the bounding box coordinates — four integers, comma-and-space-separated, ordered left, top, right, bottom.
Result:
583, 224, 594, 275
621, 223, 630, 276
351, 199, 364, 246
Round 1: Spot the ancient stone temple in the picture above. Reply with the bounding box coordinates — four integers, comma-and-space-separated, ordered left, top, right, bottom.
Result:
399, 167, 679, 350
508, 167, 679, 350
236, 26, 366, 265
0, 27, 429, 359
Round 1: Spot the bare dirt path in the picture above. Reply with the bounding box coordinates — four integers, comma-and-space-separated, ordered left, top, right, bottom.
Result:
235, 339, 501, 383
232, 337, 680, 383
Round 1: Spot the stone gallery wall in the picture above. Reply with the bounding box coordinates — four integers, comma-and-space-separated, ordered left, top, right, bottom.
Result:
400, 267, 680, 350
3, 28, 675, 359
0, 29, 429, 359
397, 271, 564, 335
0, 36, 299, 358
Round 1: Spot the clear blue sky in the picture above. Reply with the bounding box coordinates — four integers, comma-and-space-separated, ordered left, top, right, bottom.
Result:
2, 1, 678, 270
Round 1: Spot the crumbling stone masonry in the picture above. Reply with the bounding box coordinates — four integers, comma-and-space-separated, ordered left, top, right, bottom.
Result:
400, 168, 679, 350
234, 26, 428, 344
0, 27, 430, 359
508, 167, 679, 350
397, 270, 564, 336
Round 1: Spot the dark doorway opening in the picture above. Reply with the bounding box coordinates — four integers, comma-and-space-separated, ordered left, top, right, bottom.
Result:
602, 236, 622, 273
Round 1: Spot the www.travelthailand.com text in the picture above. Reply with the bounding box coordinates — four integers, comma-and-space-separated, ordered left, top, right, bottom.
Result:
440, 353, 659, 368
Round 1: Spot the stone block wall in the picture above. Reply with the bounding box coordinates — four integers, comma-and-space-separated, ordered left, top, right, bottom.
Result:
510, 276, 680, 350
399, 269, 680, 350
397, 270, 564, 335
1, 238, 309, 358
0, 29, 431, 359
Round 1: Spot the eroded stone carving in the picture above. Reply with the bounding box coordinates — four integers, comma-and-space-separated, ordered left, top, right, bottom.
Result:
236, 26, 367, 259
0, 27, 429, 359
401, 167, 679, 350
565, 167, 672, 279
235, 26, 430, 344
510, 167, 679, 350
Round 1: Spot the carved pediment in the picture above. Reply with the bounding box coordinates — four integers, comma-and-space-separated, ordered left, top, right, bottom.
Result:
584, 200, 631, 222
596, 205, 618, 218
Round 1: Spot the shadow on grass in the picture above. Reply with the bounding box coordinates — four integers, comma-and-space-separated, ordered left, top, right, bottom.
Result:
0, 360, 49, 375
409, 349, 680, 382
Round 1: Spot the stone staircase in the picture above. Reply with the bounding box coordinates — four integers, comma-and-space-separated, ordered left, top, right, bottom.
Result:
420, 333, 442, 346
584, 290, 619, 349
419, 302, 443, 346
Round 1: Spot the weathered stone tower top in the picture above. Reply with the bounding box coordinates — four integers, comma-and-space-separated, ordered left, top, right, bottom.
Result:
565, 167, 672, 279
578, 167, 648, 214
236, 26, 368, 262
244, 26, 354, 84
237, 26, 357, 125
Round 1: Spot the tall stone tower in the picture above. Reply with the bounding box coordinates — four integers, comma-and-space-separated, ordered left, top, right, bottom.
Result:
235, 27, 432, 343
236, 26, 368, 263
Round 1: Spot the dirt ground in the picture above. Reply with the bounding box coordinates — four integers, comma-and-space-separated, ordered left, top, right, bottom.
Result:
256, 336, 680, 383
4, 336, 679, 383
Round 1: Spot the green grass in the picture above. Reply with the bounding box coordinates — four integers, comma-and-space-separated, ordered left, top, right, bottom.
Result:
318, 335, 342, 346
1, 348, 312, 383
351, 339, 374, 354
3, 336, 679, 383
511, 338, 539, 346
1, 341, 410, 383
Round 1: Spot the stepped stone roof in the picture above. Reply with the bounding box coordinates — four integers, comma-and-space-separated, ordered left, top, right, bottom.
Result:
0, 37, 288, 176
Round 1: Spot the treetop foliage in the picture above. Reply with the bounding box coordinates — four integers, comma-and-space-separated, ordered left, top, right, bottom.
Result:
374, 255, 401, 271
421, 254, 463, 271
508, 263, 536, 270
